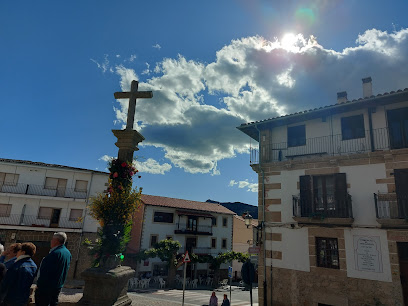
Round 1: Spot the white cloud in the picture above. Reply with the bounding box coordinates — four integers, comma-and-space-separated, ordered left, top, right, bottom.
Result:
90, 54, 110, 73
142, 62, 150, 75
153, 43, 161, 49
229, 179, 258, 193
99, 155, 113, 162
112, 27, 408, 174
134, 158, 172, 175
129, 54, 137, 62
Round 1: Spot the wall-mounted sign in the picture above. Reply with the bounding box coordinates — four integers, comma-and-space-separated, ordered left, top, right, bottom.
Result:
353, 236, 383, 273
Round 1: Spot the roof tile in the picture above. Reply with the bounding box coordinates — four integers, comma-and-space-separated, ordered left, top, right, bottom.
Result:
141, 194, 235, 215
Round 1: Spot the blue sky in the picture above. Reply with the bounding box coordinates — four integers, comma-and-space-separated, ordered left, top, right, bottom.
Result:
1, 1, 408, 205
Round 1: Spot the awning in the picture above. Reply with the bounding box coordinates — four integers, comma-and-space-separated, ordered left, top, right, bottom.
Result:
176, 210, 213, 218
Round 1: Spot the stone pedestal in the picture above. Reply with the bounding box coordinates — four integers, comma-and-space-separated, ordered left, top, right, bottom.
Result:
77, 266, 135, 306
112, 129, 145, 162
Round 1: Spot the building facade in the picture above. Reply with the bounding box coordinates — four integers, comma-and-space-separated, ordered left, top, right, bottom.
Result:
127, 194, 235, 279
238, 78, 408, 305
0, 158, 108, 279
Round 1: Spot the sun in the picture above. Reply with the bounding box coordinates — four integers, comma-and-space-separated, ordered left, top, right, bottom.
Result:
281, 33, 298, 50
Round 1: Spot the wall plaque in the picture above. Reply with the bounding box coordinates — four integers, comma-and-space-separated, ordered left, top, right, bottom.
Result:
353, 236, 383, 273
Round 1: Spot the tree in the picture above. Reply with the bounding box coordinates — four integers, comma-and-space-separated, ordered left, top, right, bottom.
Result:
130, 239, 182, 287
191, 251, 249, 286
87, 159, 142, 267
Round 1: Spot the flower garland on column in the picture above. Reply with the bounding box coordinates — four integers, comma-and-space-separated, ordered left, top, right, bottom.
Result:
88, 159, 142, 267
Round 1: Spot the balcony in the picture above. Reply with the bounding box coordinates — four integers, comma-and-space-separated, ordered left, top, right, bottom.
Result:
0, 183, 87, 199
374, 193, 408, 228
251, 127, 392, 164
293, 194, 353, 225
174, 223, 212, 235
0, 214, 83, 229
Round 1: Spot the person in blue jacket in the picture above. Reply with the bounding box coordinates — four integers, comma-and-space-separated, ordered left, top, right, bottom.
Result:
0, 242, 37, 306
0, 243, 22, 269
35, 232, 71, 306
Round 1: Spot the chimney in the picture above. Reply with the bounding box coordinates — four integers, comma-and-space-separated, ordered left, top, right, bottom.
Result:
337, 91, 347, 104
362, 77, 372, 98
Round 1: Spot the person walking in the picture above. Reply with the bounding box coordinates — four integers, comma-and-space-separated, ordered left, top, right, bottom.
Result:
35, 232, 71, 306
221, 294, 230, 306
209, 291, 218, 306
0, 243, 22, 269
0, 242, 37, 306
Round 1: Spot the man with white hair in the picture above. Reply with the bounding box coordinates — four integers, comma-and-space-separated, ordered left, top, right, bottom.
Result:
35, 232, 71, 306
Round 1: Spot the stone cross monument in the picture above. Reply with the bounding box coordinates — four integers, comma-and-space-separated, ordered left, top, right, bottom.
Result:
78, 80, 152, 306
112, 80, 153, 162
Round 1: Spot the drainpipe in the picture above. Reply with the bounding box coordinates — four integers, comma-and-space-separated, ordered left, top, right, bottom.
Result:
73, 170, 95, 279
254, 124, 268, 306
368, 107, 375, 152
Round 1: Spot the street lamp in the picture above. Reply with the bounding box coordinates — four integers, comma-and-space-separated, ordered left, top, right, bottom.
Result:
244, 212, 264, 246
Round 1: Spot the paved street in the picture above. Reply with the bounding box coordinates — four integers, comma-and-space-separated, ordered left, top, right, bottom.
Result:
129, 287, 258, 306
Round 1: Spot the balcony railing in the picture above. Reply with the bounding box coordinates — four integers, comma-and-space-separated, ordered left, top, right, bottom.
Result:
174, 223, 212, 235
251, 127, 392, 164
0, 214, 83, 229
293, 194, 353, 219
0, 183, 87, 199
374, 193, 408, 219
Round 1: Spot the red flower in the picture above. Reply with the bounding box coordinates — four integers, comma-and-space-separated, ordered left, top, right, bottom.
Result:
121, 162, 127, 167
129, 172, 134, 176
113, 172, 118, 178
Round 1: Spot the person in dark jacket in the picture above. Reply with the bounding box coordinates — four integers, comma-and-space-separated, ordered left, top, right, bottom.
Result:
0, 243, 22, 269
35, 232, 71, 306
0, 242, 37, 306
0, 263, 6, 283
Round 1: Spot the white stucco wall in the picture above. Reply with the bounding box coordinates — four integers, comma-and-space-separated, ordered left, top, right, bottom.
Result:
265, 226, 310, 272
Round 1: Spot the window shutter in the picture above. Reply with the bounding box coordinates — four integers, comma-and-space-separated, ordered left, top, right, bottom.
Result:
300, 175, 312, 216
75, 180, 88, 192
45, 177, 58, 190
4, 173, 18, 185
69, 209, 83, 221
335, 173, 347, 217
395, 169, 408, 218
0, 204, 11, 216
38, 207, 52, 219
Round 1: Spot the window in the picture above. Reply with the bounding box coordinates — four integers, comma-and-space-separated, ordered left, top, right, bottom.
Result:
211, 238, 216, 249
222, 217, 227, 227
0, 204, 11, 217
288, 125, 306, 147
75, 180, 88, 192
38, 207, 52, 220
341, 114, 365, 140
222, 238, 227, 249
0, 173, 19, 186
316, 237, 339, 269
69, 209, 83, 221
299, 173, 348, 218
153, 212, 174, 223
44, 177, 67, 191
388, 107, 408, 149
150, 235, 158, 248
212, 217, 217, 226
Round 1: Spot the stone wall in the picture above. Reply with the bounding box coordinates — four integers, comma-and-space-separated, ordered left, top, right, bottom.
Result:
269, 266, 402, 306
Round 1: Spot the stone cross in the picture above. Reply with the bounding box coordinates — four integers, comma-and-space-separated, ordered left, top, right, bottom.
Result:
114, 80, 153, 130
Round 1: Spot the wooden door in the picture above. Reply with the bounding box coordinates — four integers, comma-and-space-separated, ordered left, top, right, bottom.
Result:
395, 169, 408, 218
50, 208, 61, 228
398, 243, 408, 305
